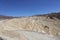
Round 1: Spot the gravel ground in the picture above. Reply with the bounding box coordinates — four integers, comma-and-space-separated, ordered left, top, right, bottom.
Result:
0, 30, 60, 40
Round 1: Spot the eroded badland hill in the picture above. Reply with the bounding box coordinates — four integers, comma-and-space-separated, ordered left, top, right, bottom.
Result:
0, 13, 60, 40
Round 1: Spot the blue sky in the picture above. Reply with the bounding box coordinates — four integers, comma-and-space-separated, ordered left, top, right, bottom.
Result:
0, 0, 60, 16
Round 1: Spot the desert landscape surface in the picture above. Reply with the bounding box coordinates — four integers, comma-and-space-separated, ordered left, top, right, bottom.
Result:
0, 13, 60, 40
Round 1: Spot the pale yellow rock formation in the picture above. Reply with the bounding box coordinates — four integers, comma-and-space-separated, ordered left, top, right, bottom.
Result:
0, 16, 60, 36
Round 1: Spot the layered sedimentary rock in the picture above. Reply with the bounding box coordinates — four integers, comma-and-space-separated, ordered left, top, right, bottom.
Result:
0, 13, 60, 40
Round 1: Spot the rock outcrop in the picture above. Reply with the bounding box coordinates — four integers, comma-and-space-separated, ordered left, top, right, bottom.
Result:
0, 13, 60, 40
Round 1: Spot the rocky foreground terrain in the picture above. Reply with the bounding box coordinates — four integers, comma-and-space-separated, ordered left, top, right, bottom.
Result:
0, 13, 60, 40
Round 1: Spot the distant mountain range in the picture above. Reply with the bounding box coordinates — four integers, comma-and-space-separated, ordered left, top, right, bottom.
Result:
0, 15, 19, 20
33, 12, 60, 19
0, 12, 60, 20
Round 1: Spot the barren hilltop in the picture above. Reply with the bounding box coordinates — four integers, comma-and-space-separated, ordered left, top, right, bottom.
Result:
0, 13, 60, 40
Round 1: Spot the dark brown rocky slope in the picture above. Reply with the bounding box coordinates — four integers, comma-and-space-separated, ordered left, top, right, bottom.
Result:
34, 12, 60, 19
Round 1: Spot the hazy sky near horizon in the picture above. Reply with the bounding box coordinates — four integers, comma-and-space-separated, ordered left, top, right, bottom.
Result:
0, 0, 60, 16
